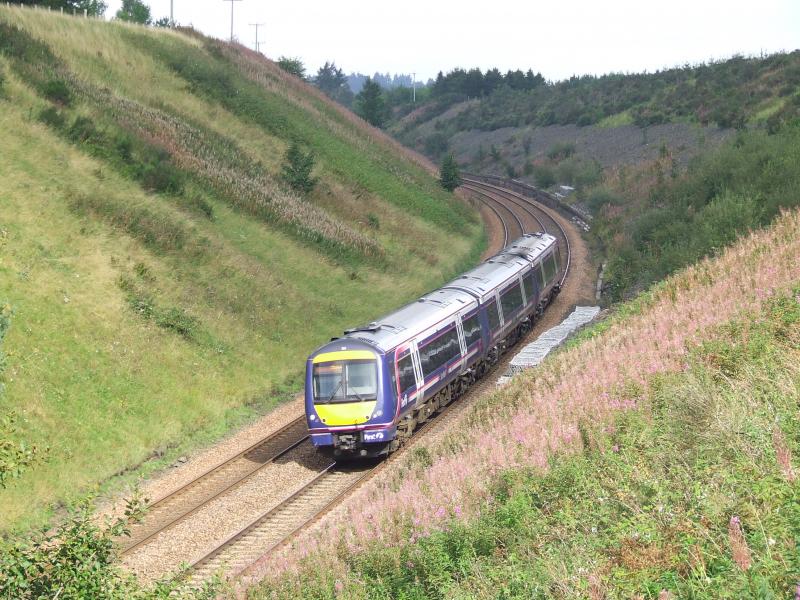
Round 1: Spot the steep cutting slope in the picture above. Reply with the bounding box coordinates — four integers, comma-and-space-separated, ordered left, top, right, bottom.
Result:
0, 7, 483, 529
251, 206, 800, 598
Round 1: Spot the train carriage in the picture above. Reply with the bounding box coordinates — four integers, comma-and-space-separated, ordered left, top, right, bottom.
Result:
305, 232, 562, 458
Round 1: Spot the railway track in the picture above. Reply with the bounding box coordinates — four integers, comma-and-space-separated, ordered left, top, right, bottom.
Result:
188, 321, 548, 584
122, 177, 575, 585
462, 178, 571, 286
119, 416, 309, 555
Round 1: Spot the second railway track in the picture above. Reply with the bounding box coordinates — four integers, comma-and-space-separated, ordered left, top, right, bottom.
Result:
119, 416, 310, 555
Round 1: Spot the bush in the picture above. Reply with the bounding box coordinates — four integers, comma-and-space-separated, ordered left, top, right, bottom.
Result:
67, 115, 97, 143
42, 78, 71, 106
155, 307, 199, 340
138, 154, 185, 195
37, 106, 66, 129
0, 497, 218, 598
546, 141, 576, 162
531, 163, 556, 188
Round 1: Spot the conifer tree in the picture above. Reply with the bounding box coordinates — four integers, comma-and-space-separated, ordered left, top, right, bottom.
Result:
355, 77, 387, 128
439, 154, 461, 192
281, 142, 317, 195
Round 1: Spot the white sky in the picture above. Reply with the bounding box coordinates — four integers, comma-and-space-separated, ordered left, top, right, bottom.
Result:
105, 0, 800, 82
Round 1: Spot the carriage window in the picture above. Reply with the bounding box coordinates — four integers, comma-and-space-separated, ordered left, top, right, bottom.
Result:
486, 301, 501, 331
501, 282, 524, 317
543, 252, 558, 283
462, 313, 482, 347
533, 262, 545, 291
397, 354, 416, 393
419, 327, 461, 378
523, 272, 535, 302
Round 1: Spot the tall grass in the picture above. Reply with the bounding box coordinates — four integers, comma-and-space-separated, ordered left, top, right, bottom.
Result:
249, 207, 800, 596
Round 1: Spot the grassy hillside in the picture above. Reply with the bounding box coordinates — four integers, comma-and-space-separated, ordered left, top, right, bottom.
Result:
395, 51, 800, 161
252, 207, 800, 599
0, 7, 483, 530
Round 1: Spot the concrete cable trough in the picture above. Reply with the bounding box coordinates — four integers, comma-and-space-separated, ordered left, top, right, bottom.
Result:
497, 305, 601, 386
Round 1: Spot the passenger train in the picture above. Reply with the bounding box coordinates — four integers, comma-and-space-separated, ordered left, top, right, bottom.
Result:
304, 233, 562, 458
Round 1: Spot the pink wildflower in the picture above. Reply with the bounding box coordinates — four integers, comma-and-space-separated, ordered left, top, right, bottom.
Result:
772, 426, 796, 482
611, 444, 620, 453
334, 580, 344, 593
728, 516, 751, 571
435, 506, 446, 518
454, 505, 462, 518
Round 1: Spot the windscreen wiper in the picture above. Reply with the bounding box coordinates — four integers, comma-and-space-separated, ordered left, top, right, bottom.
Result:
325, 379, 344, 403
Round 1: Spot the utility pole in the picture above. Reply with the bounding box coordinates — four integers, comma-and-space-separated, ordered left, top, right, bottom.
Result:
412, 72, 416, 103
249, 22, 265, 53
222, 0, 243, 43
170, 0, 173, 25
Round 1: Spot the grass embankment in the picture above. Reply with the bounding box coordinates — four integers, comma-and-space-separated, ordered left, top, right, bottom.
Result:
251, 208, 800, 598
0, 7, 484, 531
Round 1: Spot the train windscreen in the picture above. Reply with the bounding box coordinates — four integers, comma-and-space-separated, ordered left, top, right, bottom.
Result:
312, 360, 377, 403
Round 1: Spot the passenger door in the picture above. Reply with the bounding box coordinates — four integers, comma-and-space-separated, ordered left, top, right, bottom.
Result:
409, 340, 425, 406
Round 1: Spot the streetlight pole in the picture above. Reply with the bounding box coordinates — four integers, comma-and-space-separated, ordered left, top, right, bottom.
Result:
412, 72, 416, 103
249, 22, 265, 53
170, 0, 173, 25
223, 0, 243, 43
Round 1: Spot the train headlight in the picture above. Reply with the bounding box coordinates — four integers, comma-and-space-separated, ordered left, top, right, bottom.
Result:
309, 415, 316, 421
373, 410, 383, 417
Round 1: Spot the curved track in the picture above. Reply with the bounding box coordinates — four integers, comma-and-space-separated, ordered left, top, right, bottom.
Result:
462, 178, 571, 286
122, 178, 575, 585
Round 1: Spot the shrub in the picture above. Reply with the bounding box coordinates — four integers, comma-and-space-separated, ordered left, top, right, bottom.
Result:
42, 78, 71, 106
531, 163, 556, 188
67, 115, 97, 143
0, 497, 218, 598
37, 106, 66, 129
546, 141, 576, 162
155, 307, 199, 340
138, 155, 185, 195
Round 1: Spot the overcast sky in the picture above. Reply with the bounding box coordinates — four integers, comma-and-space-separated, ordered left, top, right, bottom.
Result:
105, 0, 799, 82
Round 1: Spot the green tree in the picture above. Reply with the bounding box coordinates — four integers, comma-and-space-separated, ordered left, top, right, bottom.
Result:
281, 142, 317, 195
115, 0, 151, 24
277, 56, 306, 80
314, 61, 353, 106
355, 77, 387, 128
439, 154, 461, 192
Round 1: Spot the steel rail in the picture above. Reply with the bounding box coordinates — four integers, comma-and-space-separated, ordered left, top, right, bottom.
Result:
465, 186, 521, 247
462, 178, 571, 287
119, 416, 309, 555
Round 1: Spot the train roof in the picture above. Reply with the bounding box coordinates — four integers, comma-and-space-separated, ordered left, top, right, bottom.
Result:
340, 287, 478, 353
442, 233, 557, 301
500, 232, 557, 261
327, 233, 558, 355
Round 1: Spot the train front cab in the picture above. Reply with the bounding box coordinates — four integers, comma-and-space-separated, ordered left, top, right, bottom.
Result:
305, 344, 397, 458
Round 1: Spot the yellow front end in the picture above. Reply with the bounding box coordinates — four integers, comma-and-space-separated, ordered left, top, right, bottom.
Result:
310, 350, 380, 427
